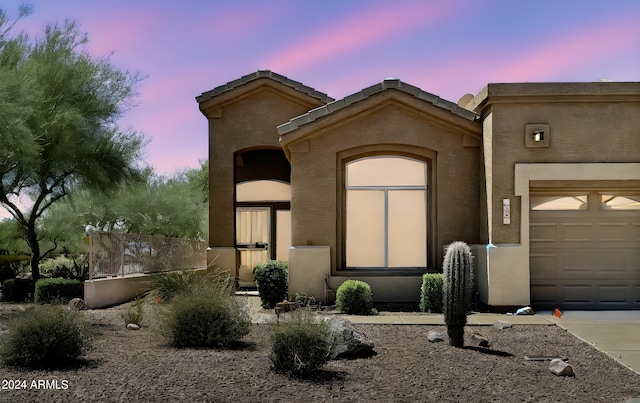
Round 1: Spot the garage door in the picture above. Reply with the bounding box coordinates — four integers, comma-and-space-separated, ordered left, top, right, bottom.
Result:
530, 189, 640, 310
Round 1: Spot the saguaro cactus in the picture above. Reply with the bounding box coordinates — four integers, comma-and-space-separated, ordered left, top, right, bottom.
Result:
442, 241, 474, 347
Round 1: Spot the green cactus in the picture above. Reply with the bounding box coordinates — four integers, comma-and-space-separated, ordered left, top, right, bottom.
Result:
442, 241, 474, 347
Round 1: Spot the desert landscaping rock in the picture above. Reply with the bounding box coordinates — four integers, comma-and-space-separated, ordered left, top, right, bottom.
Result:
494, 320, 513, 329
327, 317, 375, 359
68, 298, 86, 310
126, 323, 140, 330
427, 330, 444, 342
472, 332, 490, 347
550, 358, 575, 377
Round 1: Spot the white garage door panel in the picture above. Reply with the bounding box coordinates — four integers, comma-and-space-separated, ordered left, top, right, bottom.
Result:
530, 190, 640, 309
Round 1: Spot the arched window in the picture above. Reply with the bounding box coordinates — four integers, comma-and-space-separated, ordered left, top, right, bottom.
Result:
345, 156, 427, 268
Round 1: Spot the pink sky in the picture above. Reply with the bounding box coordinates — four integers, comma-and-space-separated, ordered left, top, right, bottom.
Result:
3, 0, 639, 176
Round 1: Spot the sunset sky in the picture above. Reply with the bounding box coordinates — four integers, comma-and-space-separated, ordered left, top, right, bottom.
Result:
3, 0, 639, 175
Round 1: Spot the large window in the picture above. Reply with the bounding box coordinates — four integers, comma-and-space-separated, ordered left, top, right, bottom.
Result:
345, 156, 427, 268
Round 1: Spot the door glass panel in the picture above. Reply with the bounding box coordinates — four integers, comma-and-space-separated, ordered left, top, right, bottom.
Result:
531, 195, 588, 210
346, 190, 385, 267
236, 207, 270, 283
276, 210, 291, 261
601, 194, 640, 210
388, 190, 427, 267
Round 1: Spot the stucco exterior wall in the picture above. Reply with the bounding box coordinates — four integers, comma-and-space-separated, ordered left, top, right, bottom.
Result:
285, 91, 482, 276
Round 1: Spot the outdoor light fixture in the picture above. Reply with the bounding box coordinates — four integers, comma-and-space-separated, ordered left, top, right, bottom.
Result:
533, 130, 544, 142
525, 124, 550, 148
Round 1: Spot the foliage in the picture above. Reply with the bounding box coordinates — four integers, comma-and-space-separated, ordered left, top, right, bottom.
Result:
269, 310, 334, 377
0, 252, 30, 283
0, 304, 92, 368
34, 278, 83, 304
419, 273, 444, 313
39, 254, 88, 280
161, 279, 251, 348
0, 278, 34, 302
336, 280, 376, 315
150, 269, 200, 302
121, 297, 144, 326
442, 241, 474, 347
0, 8, 146, 281
253, 260, 288, 309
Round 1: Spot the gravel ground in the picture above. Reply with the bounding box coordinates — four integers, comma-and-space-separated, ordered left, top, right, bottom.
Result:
1, 301, 639, 403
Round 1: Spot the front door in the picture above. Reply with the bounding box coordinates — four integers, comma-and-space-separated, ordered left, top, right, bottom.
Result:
236, 207, 270, 287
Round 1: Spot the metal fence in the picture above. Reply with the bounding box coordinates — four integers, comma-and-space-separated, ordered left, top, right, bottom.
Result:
89, 231, 207, 279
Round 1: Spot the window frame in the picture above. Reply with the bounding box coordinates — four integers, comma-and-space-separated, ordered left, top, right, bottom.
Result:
337, 146, 436, 275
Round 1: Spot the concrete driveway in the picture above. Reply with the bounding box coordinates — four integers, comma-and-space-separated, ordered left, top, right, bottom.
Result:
541, 310, 640, 375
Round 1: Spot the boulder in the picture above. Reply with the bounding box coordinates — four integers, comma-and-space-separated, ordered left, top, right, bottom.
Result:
326, 318, 374, 359
472, 332, 490, 347
126, 323, 141, 331
549, 358, 575, 377
494, 320, 513, 329
427, 330, 444, 343
68, 298, 86, 310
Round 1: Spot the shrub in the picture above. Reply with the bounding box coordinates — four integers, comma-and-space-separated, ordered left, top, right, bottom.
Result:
270, 310, 334, 376
161, 279, 251, 348
419, 273, 444, 313
442, 241, 474, 347
1, 278, 34, 302
336, 280, 376, 315
39, 254, 88, 280
121, 297, 144, 326
0, 305, 93, 368
150, 269, 199, 302
34, 278, 83, 304
253, 260, 288, 309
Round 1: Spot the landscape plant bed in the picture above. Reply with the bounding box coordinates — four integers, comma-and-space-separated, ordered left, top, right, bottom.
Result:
0, 303, 639, 402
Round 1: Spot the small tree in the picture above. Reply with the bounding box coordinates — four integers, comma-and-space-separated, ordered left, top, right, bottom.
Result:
442, 241, 474, 347
0, 8, 145, 281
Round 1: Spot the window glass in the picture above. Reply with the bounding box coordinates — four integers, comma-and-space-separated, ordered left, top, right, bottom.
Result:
236, 180, 290, 202
388, 190, 427, 267
347, 157, 426, 187
601, 194, 640, 210
530, 195, 588, 210
345, 156, 427, 268
346, 190, 385, 267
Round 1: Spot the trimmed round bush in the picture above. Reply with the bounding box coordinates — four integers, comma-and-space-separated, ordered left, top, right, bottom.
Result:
34, 278, 83, 304
270, 310, 333, 376
419, 273, 444, 313
0, 305, 93, 368
1, 278, 34, 302
162, 280, 251, 348
336, 280, 375, 315
253, 260, 288, 309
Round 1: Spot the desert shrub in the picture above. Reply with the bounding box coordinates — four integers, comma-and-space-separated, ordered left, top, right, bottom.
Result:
419, 273, 444, 313
253, 260, 288, 309
34, 278, 83, 304
161, 279, 251, 348
270, 310, 334, 376
336, 280, 376, 315
0, 305, 93, 368
1, 278, 34, 302
121, 297, 144, 325
39, 254, 88, 280
150, 269, 199, 302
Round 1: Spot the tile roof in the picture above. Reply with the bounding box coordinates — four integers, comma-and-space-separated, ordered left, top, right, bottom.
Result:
278, 78, 477, 135
196, 70, 334, 104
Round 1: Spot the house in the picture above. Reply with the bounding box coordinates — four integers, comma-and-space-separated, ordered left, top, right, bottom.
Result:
197, 70, 640, 310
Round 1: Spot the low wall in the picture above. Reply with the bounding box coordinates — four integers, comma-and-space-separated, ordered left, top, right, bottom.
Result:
84, 268, 212, 309
84, 274, 156, 309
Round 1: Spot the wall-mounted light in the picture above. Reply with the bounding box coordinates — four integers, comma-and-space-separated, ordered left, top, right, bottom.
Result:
533, 130, 544, 142
525, 124, 550, 148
